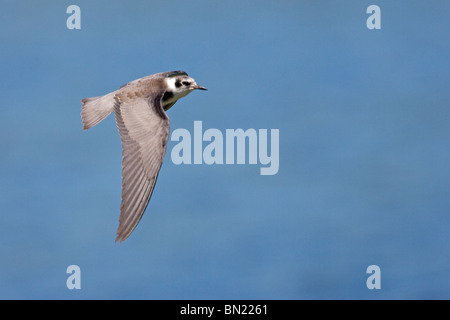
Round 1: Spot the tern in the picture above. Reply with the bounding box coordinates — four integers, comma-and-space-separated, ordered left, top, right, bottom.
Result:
81, 71, 207, 242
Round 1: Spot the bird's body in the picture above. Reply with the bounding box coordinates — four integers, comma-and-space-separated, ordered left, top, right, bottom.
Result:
81, 71, 206, 242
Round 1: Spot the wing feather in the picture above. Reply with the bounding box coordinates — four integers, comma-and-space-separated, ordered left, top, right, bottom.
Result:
113, 91, 170, 242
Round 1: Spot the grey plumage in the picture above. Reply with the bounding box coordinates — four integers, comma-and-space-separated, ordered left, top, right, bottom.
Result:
81, 71, 206, 242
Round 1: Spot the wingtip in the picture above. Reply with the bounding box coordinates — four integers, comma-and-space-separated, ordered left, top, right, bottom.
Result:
115, 233, 128, 243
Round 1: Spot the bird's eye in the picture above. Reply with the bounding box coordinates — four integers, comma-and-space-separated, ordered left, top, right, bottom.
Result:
182, 81, 190, 86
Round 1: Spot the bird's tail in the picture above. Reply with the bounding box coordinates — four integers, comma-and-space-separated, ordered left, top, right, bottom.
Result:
81, 92, 115, 130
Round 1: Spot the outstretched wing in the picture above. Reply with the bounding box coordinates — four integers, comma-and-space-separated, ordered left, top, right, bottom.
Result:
113, 91, 170, 242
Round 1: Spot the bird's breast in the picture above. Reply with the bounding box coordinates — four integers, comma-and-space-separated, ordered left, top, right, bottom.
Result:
161, 90, 190, 108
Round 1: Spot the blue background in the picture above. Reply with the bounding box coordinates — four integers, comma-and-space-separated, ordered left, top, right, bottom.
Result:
0, 1, 449, 299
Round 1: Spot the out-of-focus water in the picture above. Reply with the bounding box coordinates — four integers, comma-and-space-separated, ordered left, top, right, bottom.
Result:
0, 1, 449, 299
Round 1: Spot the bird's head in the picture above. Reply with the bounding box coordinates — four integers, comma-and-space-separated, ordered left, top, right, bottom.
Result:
162, 71, 207, 109
166, 73, 207, 94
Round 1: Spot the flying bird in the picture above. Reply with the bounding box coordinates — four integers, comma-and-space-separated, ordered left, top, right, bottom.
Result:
81, 71, 207, 242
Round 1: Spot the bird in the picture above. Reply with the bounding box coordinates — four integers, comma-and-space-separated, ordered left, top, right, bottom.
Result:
81, 71, 207, 242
